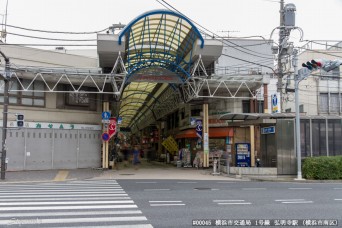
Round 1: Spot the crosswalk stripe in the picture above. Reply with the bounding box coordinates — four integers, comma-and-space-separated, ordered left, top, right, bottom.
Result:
0, 189, 124, 193
0, 200, 134, 206
0, 180, 152, 227
0, 216, 148, 225
0, 197, 131, 201
0, 204, 138, 211
0, 210, 143, 217
0, 193, 128, 198
0, 191, 125, 195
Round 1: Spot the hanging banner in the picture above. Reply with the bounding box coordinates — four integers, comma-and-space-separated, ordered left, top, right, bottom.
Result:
195, 119, 202, 139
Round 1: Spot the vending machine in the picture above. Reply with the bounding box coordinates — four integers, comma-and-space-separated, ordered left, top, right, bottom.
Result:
235, 143, 251, 167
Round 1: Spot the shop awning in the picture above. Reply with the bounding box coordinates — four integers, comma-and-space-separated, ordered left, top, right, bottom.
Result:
175, 128, 233, 139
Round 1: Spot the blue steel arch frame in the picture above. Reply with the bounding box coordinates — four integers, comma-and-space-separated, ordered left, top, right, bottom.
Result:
119, 9, 204, 47
117, 10, 205, 128
118, 9, 204, 82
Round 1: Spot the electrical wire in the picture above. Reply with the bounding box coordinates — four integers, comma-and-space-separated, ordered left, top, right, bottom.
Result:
156, 0, 274, 59
221, 53, 276, 74
5, 32, 96, 41
0, 23, 108, 34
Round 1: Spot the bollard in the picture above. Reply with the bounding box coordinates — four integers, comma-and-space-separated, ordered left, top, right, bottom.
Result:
212, 158, 220, 175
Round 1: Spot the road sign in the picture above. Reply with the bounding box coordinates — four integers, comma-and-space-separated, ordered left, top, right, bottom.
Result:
101, 119, 110, 124
102, 133, 110, 141
117, 117, 122, 125
108, 117, 117, 139
102, 111, 111, 120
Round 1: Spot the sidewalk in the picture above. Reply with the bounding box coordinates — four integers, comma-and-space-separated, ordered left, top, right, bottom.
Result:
1, 160, 340, 183
0, 160, 241, 183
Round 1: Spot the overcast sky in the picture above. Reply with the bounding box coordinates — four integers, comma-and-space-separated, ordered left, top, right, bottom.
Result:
1, 0, 342, 48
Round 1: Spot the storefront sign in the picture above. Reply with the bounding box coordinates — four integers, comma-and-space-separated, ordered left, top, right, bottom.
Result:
271, 93, 281, 113
4, 121, 101, 131
261, 126, 276, 134
195, 120, 202, 139
203, 133, 209, 154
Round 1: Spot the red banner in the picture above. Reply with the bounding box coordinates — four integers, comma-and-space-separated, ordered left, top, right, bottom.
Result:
109, 117, 117, 139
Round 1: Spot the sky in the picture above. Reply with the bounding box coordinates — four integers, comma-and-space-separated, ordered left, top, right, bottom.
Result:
0, 0, 342, 49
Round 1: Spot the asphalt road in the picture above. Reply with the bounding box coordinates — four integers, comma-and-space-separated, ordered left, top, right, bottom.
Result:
0, 179, 340, 227
117, 180, 342, 228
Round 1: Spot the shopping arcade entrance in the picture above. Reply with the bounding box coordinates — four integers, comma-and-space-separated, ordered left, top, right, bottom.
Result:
1, 10, 265, 170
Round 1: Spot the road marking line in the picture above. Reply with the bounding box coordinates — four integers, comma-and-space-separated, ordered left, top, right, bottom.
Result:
0, 205, 138, 211
242, 188, 266, 190
149, 201, 182, 203
136, 182, 157, 184
334, 199, 342, 200
150, 204, 185, 206
53, 170, 69, 182
0, 210, 143, 217
0, 216, 148, 225
213, 200, 245, 202
0, 190, 125, 195
0, 200, 134, 206
144, 189, 170, 191
281, 201, 313, 204
288, 188, 312, 190
0, 197, 131, 202
218, 202, 252, 205
177, 182, 197, 183
275, 199, 305, 202
333, 188, 342, 190
0, 194, 128, 198
0, 189, 124, 192
217, 182, 236, 184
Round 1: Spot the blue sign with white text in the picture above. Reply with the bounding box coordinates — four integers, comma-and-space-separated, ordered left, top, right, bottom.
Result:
261, 126, 276, 134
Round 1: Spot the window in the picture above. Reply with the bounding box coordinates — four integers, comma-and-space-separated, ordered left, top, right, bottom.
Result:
328, 119, 342, 156
312, 119, 327, 156
242, 100, 250, 113
285, 108, 291, 113
330, 93, 340, 113
299, 104, 304, 113
0, 80, 45, 107
257, 101, 264, 113
319, 93, 328, 113
66, 92, 90, 106
57, 85, 97, 111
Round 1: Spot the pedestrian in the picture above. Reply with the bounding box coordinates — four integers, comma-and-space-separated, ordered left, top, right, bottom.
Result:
132, 146, 140, 169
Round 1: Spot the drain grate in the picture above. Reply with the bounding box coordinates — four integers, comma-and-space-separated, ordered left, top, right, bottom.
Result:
194, 187, 212, 190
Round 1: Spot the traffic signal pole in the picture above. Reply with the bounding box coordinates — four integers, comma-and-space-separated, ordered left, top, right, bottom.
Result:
293, 49, 303, 180
0, 51, 10, 180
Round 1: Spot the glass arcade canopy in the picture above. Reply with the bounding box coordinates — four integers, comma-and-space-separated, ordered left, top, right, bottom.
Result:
117, 9, 204, 128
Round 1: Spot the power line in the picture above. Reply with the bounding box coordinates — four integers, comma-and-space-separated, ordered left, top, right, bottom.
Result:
0, 23, 108, 34
5, 32, 97, 41
156, 0, 274, 59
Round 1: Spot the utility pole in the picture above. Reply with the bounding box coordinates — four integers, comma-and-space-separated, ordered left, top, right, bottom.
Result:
277, 0, 285, 112
0, 50, 10, 180
293, 49, 304, 180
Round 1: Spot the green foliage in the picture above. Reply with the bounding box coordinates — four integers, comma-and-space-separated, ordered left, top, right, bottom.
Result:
302, 156, 342, 180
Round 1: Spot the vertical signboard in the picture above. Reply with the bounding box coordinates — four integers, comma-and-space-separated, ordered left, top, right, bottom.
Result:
271, 93, 281, 113
235, 143, 251, 167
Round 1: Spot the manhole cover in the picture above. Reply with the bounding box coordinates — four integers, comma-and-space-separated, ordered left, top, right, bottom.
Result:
119, 173, 135, 175
194, 187, 212, 190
